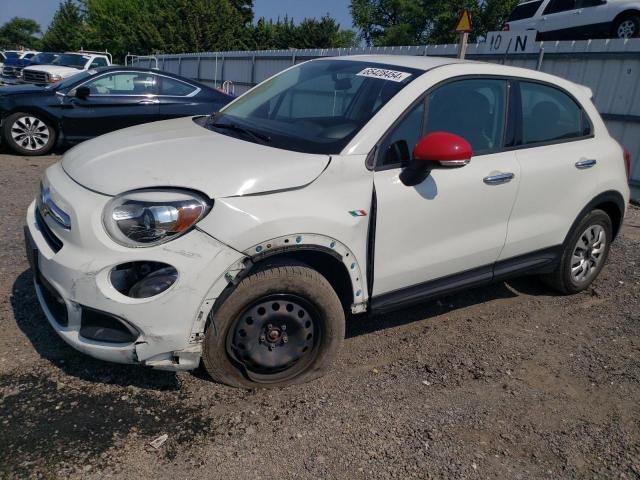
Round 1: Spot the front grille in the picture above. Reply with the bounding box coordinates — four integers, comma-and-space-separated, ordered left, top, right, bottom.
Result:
2, 66, 15, 75
23, 70, 47, 84
38, 273, 68, 326
80, 307, 139, 344
35, 208, 63, 253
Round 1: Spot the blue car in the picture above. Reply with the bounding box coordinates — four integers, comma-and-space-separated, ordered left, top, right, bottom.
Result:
1, 52, 60, 84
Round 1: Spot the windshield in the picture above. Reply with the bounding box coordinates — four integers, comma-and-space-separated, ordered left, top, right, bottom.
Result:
209, 59, 423, 155
52, 53, 89, 69
4, 52, 20, 59
46, 70, 94, 91
32, 53, 59, 64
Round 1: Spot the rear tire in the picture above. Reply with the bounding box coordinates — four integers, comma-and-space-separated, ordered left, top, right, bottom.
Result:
203, 264, 345, 389
2, 112, 56, 156
541, 209, 612, 294
613, 14, 640, 38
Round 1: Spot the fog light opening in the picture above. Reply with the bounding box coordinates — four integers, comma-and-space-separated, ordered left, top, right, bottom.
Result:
110, 262, 178, 299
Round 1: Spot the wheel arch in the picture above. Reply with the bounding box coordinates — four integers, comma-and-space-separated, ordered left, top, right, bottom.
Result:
564, 190, 626, 246
611, 9, 640, 31
242, 235, 367, 314
3, 107, 61, 139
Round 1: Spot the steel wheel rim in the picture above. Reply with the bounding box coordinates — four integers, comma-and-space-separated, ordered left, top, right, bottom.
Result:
617, 20, 636, 38
10, 116, 50, 151
570, 224, 606, 283
226, 294, 322, 384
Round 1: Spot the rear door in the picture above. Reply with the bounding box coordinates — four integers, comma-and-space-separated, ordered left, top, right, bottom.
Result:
539, 0, 579, 38
499, 80, 600, 262
373, 78, 520, 296
157, 76, 218, 118
62, 71, 160, 139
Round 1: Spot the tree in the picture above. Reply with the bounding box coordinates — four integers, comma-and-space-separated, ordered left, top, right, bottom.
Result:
0, 17, 42, 49
41, 0, 86, 52
251, 15, 357, 50
350, 0, 519, 46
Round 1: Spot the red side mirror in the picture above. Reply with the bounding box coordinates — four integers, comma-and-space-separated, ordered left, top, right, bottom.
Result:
413, 132, 473, 167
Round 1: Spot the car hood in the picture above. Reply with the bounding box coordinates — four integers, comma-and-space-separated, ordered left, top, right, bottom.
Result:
0, 83, 47, 95
24, 64, 81, 77
61, 116, 331, 198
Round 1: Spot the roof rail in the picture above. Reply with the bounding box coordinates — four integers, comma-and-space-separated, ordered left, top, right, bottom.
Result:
74, 48, 113, 64
125, 54, 159, 69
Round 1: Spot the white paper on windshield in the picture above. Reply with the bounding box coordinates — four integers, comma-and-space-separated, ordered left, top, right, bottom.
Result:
357, 67, 412, 82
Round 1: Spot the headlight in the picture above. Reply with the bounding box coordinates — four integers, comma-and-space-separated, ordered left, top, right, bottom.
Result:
103, 189, 211, 247
48, 74, 62, 83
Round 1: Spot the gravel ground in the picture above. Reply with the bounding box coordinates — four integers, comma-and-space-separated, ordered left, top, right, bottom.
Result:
1, 152, 639, 480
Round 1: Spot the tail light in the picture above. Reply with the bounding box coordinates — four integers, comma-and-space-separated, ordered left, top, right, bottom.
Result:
502, 24, 510, 31
623, 147, 631, 180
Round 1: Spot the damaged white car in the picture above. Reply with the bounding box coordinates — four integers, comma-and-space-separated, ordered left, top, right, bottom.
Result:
25, 55, 631, 388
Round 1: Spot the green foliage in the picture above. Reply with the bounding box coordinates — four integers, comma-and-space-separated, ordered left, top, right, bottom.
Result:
41, 0, 85, 52
0, 0, 356, 59
252, 15, 357, 50
0, 17, 42, 50
351, 0, 519, 46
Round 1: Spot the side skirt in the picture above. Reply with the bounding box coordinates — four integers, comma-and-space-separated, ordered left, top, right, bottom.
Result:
370, 246, 562, 315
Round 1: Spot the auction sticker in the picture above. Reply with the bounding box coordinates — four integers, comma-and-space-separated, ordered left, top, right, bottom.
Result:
357, 67, 412, 82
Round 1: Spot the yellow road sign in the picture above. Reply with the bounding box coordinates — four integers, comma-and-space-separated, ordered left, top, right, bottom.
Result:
455, 9, 472, 33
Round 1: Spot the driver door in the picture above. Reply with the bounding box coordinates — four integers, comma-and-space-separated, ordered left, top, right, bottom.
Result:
61, 71, 160, 140
372, 78, 520, 298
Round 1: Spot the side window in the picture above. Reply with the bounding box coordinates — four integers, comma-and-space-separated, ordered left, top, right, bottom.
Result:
379, 102, 425, 166
519, 81, 590, 145
425, 79, 508, 156
24, 53, 35, 59
160, 77, 197, 96
544, 0, 577, 14
83, 73, 156, 95
90, 57, 108, 68
575, 0, 603, 7
508, 0, 544, 21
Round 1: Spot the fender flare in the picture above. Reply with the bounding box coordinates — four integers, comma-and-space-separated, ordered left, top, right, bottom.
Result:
188, 234, 368, 342
563, 190, 626, 247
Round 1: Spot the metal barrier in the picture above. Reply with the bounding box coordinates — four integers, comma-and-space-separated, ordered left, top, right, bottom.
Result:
133, 38, 640, 194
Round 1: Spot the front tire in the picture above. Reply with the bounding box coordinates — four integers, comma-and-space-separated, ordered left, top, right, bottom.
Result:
203, 264, 345, 389
2, 112, 57, 156
542, 209, 612, 294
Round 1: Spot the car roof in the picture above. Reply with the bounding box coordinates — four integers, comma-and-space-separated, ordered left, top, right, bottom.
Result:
325, 54, 468, 71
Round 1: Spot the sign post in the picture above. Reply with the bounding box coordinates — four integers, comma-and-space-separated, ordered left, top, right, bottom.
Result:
455, 9, 472, 59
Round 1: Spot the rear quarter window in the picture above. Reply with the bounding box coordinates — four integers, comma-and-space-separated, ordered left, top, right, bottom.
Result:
508, 1, 544, 21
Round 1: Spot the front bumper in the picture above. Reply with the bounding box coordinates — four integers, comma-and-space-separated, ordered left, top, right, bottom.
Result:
25, 162, 244, 370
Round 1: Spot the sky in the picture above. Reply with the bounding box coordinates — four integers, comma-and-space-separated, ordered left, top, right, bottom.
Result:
0, 0, 354, 32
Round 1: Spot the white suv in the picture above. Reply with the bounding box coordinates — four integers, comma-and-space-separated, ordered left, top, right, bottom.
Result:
24, 56, 631, 388
504, 0, 640, 39
21, 51, 112, 84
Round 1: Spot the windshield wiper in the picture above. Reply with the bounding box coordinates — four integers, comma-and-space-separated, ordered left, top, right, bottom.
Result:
208, 120, 271, 144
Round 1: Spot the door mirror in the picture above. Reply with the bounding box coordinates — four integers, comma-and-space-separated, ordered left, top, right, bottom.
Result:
399, 132, 473, 187
74, 86, 90, 100
413, 132, 473, 167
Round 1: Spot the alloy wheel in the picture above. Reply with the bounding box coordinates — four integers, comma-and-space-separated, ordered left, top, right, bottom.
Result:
570, 224, 606, 283
10, 116, 51, 152
617, 19, 637, 38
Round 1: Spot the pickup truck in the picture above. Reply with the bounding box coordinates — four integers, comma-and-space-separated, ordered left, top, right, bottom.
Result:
20, 51, 112, 85
1, 52, 59, 84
